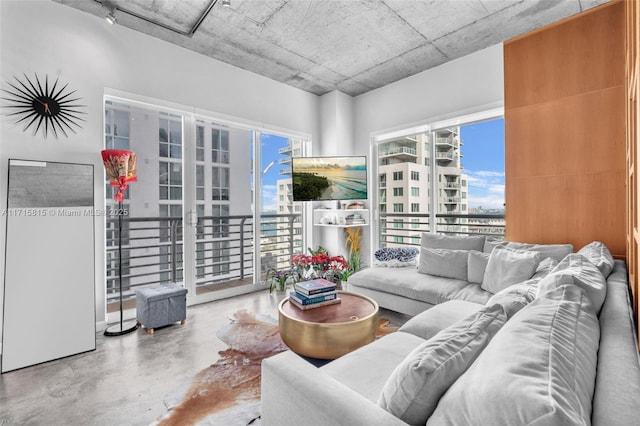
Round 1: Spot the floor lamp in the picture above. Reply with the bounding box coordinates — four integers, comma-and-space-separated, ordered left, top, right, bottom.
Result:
102, 149, 138, 336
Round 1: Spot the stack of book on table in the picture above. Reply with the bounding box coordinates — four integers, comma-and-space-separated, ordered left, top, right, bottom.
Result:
289, 278, 341, 310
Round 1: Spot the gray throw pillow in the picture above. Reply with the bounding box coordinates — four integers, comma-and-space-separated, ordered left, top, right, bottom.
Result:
481, 246, 542, 294
531, 256, 558, 280
494, 241, 573, 263
418, 248, 469, 281
467, 250, 490, 284
577, 241, 615, 279
421, 233, 485, 251
378, 304, 507, 426
487, 279, 539, 318
539, 253, 607, 314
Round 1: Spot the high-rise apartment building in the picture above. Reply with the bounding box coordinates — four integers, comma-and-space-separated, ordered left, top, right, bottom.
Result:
378, 127, 468, 246
274, 139, 304, 268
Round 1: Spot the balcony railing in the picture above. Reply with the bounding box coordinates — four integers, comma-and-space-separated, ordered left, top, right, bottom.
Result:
379, 146, 417, 157
436, 152, 456, 161
379, 213, 505, 247
435, 137, 459, 148
106, 214, 301, 306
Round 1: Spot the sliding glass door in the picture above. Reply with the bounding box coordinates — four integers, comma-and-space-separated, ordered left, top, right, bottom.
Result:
104, 96, 309, 311
104, 100, 185, 316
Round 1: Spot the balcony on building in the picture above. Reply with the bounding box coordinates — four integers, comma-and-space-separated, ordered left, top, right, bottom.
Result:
279, 144, 293, 155
435, 135, 460, 149
379, 142, 418, 162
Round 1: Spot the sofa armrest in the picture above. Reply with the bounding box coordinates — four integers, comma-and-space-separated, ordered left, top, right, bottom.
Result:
261, 350, 408, 426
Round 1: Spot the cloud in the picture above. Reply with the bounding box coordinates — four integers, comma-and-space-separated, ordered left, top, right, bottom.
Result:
463, 170, 505, 209
261, 184, 278, 211
467, 194, 505, 209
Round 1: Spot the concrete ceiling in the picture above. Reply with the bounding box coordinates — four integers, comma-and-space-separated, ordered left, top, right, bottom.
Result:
56, 0, 611, 96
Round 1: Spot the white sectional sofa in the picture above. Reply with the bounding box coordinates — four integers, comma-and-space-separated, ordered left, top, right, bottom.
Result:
261, 237, 640, 426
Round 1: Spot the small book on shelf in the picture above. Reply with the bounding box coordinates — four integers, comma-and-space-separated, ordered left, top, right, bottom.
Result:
294, 278, 336, 296
289, 291, 338, 306
288, 296, 342, 310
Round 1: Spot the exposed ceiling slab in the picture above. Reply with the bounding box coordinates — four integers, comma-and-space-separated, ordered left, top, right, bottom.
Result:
55, 0, 611, 96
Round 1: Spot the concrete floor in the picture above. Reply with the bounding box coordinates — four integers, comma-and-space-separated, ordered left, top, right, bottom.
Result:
0, 290, 411, 426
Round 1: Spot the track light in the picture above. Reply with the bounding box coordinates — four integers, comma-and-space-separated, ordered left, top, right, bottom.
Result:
221, 0, 231, 7
103, 1, 117, 25
105, 10, 117, 25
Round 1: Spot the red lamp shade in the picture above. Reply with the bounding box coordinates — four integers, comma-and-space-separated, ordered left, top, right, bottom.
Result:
101, 149, 137, 202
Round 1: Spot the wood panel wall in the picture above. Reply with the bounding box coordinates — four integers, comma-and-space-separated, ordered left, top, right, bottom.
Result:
504, 1, 626, 259
625, 0, 640, 344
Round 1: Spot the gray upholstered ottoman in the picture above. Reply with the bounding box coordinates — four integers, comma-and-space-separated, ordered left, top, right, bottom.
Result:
135, 284, 188, 334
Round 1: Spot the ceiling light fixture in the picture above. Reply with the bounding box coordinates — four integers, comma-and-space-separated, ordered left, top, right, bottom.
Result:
221, 0, 231, 7
105, 10, 117, 25
103, 1, 117, 25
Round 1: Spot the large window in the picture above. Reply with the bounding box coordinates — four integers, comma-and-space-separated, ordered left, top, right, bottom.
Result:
376, 112, 505, 248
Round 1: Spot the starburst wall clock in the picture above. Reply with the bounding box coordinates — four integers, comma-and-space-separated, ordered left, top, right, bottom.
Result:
1, 73, 86, 139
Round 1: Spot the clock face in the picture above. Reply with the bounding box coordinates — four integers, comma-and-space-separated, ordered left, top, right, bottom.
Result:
1, 73, 86, 139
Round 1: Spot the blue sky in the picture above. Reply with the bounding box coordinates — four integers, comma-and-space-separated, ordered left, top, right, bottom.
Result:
260, 133, 289, 211
459, 118, 505, 209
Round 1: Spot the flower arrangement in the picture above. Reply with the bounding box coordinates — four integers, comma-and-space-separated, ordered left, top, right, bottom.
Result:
291, 246, 350, 282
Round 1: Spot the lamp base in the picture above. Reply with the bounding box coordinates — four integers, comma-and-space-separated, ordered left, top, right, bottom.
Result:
104, 320, 138, 337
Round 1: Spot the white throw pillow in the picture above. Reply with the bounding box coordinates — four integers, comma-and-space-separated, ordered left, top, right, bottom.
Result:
577, 241, 615, 279
481, 246, 542, 294
427, 284, 599, 426
467, 250, 490, 284
378, 304, 507, 426
418, 248, 469, 281
539, 253, 607, 314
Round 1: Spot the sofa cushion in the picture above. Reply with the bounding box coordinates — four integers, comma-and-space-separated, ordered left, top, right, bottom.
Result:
539, 253, 607, 314
467, 250, 489, 284
495, 241, 574, 262
399, 300, 485, 340
418, 248, 468, 281
427, 284, 600, 426
379, 304, 507, 426
421, 233, 485, 251
486, 278, 539, 318
348, 266, 491, 306
577, 241, 615, 279
321, 331, 426, 403
483, 238, 503, 253
481, 246, 541, 294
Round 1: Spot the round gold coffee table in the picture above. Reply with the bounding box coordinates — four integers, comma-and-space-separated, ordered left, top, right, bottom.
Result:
278, 291, 379, 359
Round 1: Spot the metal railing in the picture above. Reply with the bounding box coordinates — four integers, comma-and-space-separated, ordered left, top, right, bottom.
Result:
379, 146, 417, 156
379, 213, 505, 247
106, 213, 301, 303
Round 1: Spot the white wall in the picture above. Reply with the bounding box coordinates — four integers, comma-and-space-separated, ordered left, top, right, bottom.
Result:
353, 44, 505, 263
0, 0, 320, 340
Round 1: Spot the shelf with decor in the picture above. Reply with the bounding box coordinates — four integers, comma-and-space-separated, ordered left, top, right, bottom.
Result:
313, 208, 369, 228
